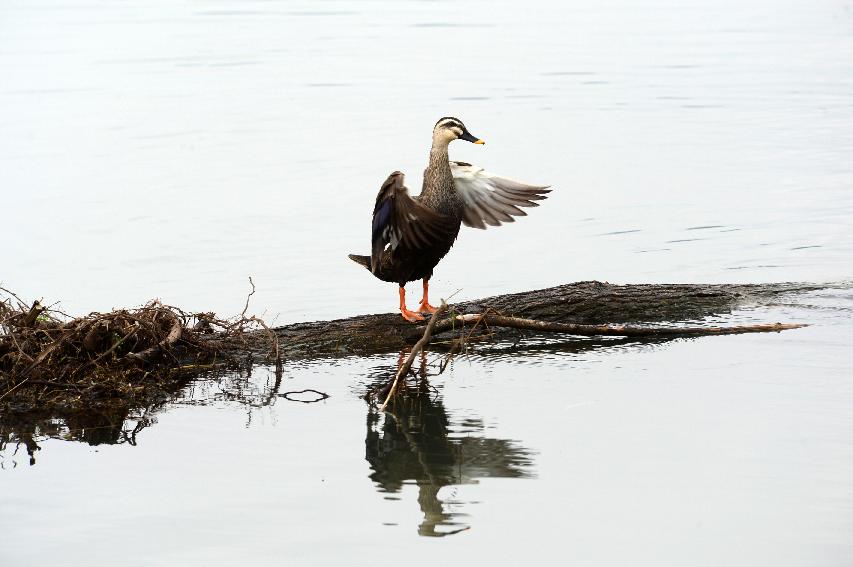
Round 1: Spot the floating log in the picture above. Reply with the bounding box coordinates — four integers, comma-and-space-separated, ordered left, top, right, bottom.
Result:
274, 280, 821, 359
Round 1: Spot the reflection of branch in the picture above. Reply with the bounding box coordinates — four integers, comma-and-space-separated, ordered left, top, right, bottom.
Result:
261, 369, 283, 407
279, 389, 329, 403
121, 416, 152, 446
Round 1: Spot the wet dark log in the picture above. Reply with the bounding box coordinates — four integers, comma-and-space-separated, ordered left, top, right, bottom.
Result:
274, 280, 822, 359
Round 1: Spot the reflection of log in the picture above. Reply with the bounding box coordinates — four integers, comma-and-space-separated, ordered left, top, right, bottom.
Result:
275, 281, 821, 359
0, 406, 148, 466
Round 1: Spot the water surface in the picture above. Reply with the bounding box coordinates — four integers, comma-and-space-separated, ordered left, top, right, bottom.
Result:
1, 0, 852, 564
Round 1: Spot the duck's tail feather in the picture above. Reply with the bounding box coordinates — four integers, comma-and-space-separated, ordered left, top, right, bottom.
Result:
347, 254, 371, 270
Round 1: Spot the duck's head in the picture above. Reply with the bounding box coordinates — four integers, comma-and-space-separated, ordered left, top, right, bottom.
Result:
432, 116, 485, 147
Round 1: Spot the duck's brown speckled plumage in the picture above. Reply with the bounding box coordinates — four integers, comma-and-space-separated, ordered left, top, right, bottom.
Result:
376, 146, 464, 285
348, 118, 468, 287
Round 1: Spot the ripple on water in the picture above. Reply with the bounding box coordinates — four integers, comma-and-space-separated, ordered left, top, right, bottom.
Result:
411, 22, 495, 28
599, 229, 642, 236
540, 71, 597, 76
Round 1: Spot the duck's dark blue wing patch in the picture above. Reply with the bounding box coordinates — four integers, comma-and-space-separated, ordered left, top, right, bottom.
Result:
368, 171, 454, 274
372, 199, 393, 241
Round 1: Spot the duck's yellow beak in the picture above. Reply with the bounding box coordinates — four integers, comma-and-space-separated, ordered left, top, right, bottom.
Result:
474, 139, 485, 145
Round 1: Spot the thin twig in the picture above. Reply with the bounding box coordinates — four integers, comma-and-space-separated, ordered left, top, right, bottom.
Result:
0, 286, 29, 310
245, 315, 281, 368
241, 277, 256, 319
438, 307, 492, 373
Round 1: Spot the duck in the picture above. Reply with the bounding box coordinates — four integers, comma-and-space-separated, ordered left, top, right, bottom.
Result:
348, 117, 550, 322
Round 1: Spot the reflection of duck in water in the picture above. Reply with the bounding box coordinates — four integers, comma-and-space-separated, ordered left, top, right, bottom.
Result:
365, 385, 533, 537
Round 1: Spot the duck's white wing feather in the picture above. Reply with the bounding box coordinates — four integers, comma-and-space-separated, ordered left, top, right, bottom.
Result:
450, 161, 551, 230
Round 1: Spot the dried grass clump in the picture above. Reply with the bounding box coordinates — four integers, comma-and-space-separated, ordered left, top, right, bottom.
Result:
0, 286, 278, 412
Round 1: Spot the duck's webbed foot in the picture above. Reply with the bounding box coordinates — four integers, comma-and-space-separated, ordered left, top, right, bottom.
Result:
418, 302, 437, 314
401, 307, 425, 322
417, 279, 438, 314
399, 286, 425, 322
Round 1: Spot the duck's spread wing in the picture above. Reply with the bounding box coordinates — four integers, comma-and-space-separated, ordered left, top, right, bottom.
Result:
370, 171, 453, 274
450, 161, 551, 230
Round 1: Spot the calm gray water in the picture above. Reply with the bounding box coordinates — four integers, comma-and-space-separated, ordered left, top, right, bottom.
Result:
2, 0, 853, 565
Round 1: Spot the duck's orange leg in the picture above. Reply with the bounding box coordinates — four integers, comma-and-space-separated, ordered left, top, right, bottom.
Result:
418, 279, 438, 314
399, 286, 424, 322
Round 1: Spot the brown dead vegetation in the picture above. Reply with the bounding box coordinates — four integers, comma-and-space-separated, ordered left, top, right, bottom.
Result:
0, 283, 279, 413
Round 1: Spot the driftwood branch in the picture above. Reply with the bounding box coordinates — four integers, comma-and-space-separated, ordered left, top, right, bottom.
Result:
432, 313, 806, 337
379, 301, 448, 411
369, 290, 809, 408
